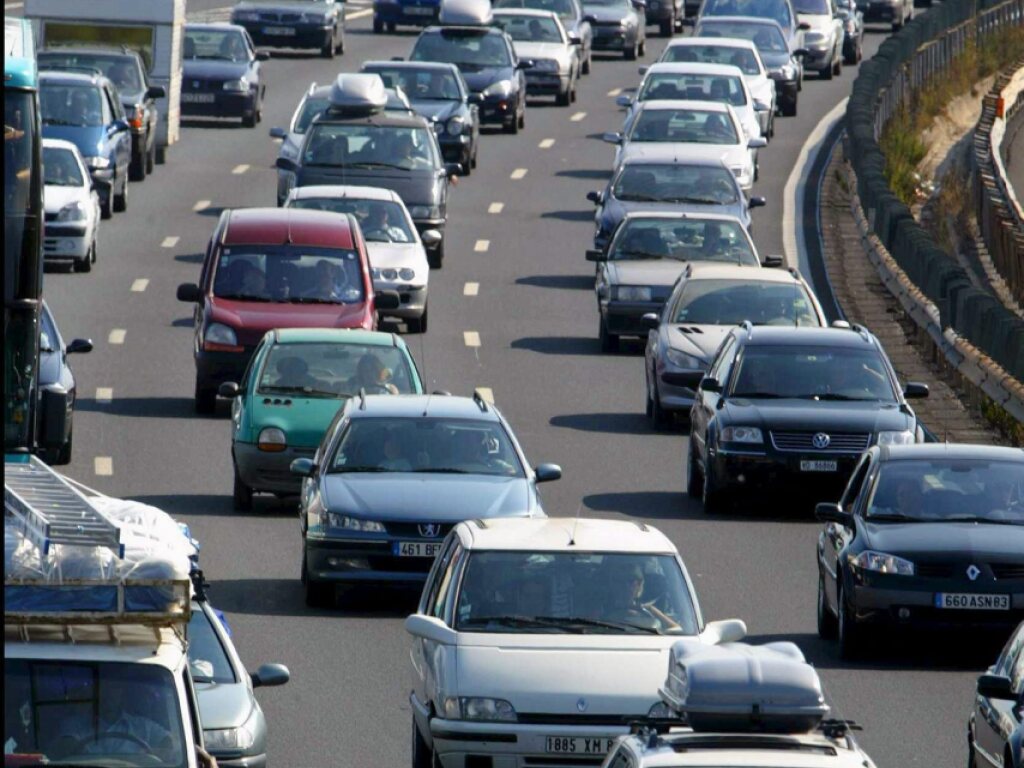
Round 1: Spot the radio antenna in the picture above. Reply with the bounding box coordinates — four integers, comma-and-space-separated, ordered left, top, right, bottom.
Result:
568, 502, 583, 546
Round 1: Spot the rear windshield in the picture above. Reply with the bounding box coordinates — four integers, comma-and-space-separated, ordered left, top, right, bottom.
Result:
213, 244, 366, 305
494, 14, 564, 42
259, 341, 419, 397
610, 218, 759, 266
672, 279, 819, 326
628, 106, 739, 144
662, 44, 760, 75
701, 0, 793, 28
368, 67, 462, 101
638, 73, 746, 107
700, 21, 788, 52
411, 30, 512, 68
304, 123, 439, 171
613, 162, 739, 205
794, 0, 830, 13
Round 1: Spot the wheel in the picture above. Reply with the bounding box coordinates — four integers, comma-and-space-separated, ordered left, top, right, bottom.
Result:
570, 77, 577, 103
321, 29, 336, 58
411, 719, 433, 768
243, 102, 258, 128
146, 139, 156, 174
659, 16, 673, 36
54, 428, 73, 466
599, 318, 619, 352
837, 585, 866, 659
782, 97, 797, 117
233, 465, 253, 511
373, 18, 384, 33
638, 37, 646, 57
427, 240, 444, 269
470, 147, 478, 169
624, 40, 638, 60
337, 28, 345, 54
582, 49, 592, 75
100, 190, 113, 220
113, 174, 128, 212
833, 54, 842, 77
387, 21, 397, 32
518, 109, 525, 130
649, 377, 669, 429
821, 61, 833, 80
504, 116, 518, 134
701, 445, 728, 514
74, 244, 94, 273
407, 305, 428, 334
303, 553, 334, 608
194, 382, 217, 415
129, 150, 146, 182
156, 145, 167, 165
686, 438, 702, 499
817, 573, 838, 639
556, 85, 571, 107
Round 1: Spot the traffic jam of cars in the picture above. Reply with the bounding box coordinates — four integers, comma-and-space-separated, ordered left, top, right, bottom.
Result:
6, 0, 1022, 765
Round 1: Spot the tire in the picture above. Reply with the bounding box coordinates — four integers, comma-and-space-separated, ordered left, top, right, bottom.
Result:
660, 16, 673, 36
54, 429, 73, 466
411, 719, 433, 768
821, 61, 833, 80
74, 244, 94, 273
387, 21, 397, 32
650, 381, 670, 430
638, 37, 646, 57
427, 240, 444, 269
701, 447, 728, 514
322, 29, 336, 58
194, 382, 217, 415
337, 29, 345, 55
833, 55, 842, 77
782, 97, 797, 118
817, 573, 838, 639
837, 585, 866, 660
471, 147, 478, 169
233, 466, 253, 512
504, 116, 518, 134
518, 109, 526, 130
113, 174, 128, 213
129, 150, 146, 182
624, 40, 638, 60
373, 18, 384, 33
100, 191, 113, 220
303, 554, 334, 608
156, 145, 167, 165
582, 49, 592, 75
599, 318, 619, 352
686, 437, 702, 499
146, 140, 156, 174
556, 85, 571, 107
570, 77, 577, 103
243, 106, 258, 128
407, 305, 428, 334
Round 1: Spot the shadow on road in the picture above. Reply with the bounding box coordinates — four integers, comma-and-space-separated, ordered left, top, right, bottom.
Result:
129, 493, 299, 519
208, 577, 419, 618
511, 335, 602, 356
515, 274, 593, 290
556, 169, 612, 180
76, 396, 198, 419
541, 210, 594, 222
550, 411, 653, 435
174, 253, 204, 264
584, 491, 825, 524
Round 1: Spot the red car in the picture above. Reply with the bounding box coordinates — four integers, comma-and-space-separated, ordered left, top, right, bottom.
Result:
177, 207, 398, 413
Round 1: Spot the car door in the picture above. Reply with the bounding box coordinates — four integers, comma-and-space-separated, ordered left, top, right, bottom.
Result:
104, 85, 131, 179
821, 451, 871, 610
243, 32, 260, 93
977, 626, 1024, 765
691, 334, 736, 464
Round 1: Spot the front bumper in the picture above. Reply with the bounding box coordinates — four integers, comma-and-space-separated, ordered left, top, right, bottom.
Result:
602, 299, 663, 337
234, 441, 316, 494
654, 366, 705, 412
477, 93, 521, 126
375, 282, 427, 319
591, 25, 635, 52
802, 45, 833, 72
235, 20, 333, 49
43, 224, 90, 260
373, 1, 440, 25
709, 449, 861, 501
208, 752, 267, 768
195, 346, 256, 391
413, 218, 446, 245
769, 75, 799, 106
180, 91, 258, 119
438, 134, 473, 166
305, 533, 444, 584
524, 71, 571, 96
861, 1, 898, 21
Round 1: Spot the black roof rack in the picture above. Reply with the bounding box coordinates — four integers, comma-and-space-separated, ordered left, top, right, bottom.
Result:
472, 389, 489, 411
432, 389, 452, 396
818, 719, 862, 739
358, 388, 367, 409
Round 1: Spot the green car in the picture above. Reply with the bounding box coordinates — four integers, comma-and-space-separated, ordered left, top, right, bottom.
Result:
221, 328, 424, 510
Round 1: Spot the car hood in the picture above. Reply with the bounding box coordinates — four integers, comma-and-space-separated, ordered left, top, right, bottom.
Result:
195, 681, 254, 731
608, 259, 689, 288
798, 13, 835, 35
409, 99, 462, 122
460, 66, 517, 93
250, 395, 348, 448
42, 125, 106, 159
513, 41, 571, 64
43, 185, 88, 215
665, 324, 731, 363
182, 59, 250, 80
366, 241, 429, 272
236, 0, 332, 12
456, 634, 684, 714
208, 297, 369, 345
321, 474, 534, 520
296, 167, 439, 208
862, 521, 1024, 561
583, 5, 631, 22
720, 399, 913, 434
605, 197, 745, 226
761, 50, 794, 69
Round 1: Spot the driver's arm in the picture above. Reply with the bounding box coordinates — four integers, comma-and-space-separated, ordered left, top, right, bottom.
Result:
643, 603, 680, 630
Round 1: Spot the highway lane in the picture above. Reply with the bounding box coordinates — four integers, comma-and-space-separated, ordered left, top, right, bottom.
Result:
39, 8, 990, 766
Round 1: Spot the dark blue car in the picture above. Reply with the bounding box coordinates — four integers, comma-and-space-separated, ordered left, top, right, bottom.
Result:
231, 0, 346, 58
39, 71, 132, 219
372, 0, 441, 33
181, 24, 269, 127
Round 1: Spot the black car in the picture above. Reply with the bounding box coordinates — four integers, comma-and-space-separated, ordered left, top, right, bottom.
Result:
582, 0, 647, 59
687, 323, 930, 514
230, 0, 346, 58
645, 0, 684, 35
38, 48, 166, 181
410, 23, 530, 134
969, 621, 1023, 768
182, 24, 269, 127
37, 302, 93, 465
816, 444, 1023, 658
494, 0, 594, 74
361, 61, 481, 174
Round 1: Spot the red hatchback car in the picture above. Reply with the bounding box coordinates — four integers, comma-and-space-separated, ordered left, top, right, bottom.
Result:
177, 207, 399, 413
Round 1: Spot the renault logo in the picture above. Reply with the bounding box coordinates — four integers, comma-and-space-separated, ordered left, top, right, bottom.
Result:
812, 432, 831, 450
418, 523, 441, 538
966, 564, 981, 581
576, 698, 588, 713
193, 80, 200, 89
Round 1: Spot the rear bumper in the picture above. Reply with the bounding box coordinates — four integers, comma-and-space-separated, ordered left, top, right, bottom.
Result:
861, 2, 899, 21
234, 441, 315, 494
180, 91, 258, 119
525, 72, 571, 95
236, 21, 334, 49
602, 300, 662, 337
373, 1, 440, 25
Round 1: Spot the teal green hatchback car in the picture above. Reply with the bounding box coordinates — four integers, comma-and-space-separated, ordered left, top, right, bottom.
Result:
220, 328, 424, 510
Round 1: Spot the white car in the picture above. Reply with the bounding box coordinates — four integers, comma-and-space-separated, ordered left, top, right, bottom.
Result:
284, 185, 434, 332
656, 37, 776, 138
41, 138, 101, 273
405, 517, 746, 768
494, 9, 581, 106
795, 0, 844, 79
269, 82, 331, 206
606, 100, 765, 191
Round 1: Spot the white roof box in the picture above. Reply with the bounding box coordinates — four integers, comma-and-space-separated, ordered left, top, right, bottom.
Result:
329, 73, 388, 114
438, 0, 493, 26
659, 640, 830, 734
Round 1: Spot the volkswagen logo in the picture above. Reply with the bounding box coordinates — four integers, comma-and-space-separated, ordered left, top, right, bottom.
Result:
418, 523, 441, 538
811, 432, 832, 450
576, 698, 588, 713
192, 80, 200, 89
966, 564, 981, 581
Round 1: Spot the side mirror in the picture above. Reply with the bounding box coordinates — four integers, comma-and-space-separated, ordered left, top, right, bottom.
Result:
903, 382, 929, 399
602, 131, 623, 145
616, 94, 633, 108
517, 59, 535, 70
586, 190, 602, 204
638, 66, 648, 75
420, 229, 442, 247
275, 157, 298, 173
699, 376, 721, 393
404, 613, 457, 645
641, 312, 660, 330
269, 126, 287, 139
176, 283, 201, 303
250, 663, 290, 688
798, 21, 811, 30
568, 32, 582, 44
146, 85, 167, 100
375, 290, 402, 311
976, 673, 1016, 701
391, 55, 404, 61
111, 119, 130, 133
761, 254, 784, 268
534, 463, 562, 483
585, 248, 605, 262
815, 502, 854, 527
754, 101, 770, 112
468, 92, 483, 104
748, 136, 768, 149
290, 458, 317, 477
749, 196, 767, 209
66, 338, 93, 355
703, 618, 747, 644
794, 48, 810, 59
218, 381, 243, 399
444, 162, 461, 178
256, 49, 271, 61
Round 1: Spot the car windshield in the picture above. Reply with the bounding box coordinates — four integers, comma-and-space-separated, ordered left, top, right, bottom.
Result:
212, 245, 366, 304
4, 659, 188, 768
258, 342, 418, 397
610, 219, 759, 265
794, 0, 830, 13
184, 28, 250, 61
866, 459, 1024, 525
495, 0, 578, 21
729, 344, 897, 401
303, 123, 439, 171
584, 0, 631, 7
43, 147, 85, 187
188, 605, 237, 684
638, 73, 746, 107
295, 96, 330, 133
613, 163, 739, 204
289, 198, 415, 243
329, 417, 524, 477
368, 67, 462, 101
455, 552, 700, 635
495, 14, 565, 42
672, 279, 820, 326
662, 44, 760, 75
39, 53, 143, 93
702, 21, 789, 52
701, 0, 793, 28
411, 31, 512, 69
628, 107, 739, 144
40, 83, 105, 127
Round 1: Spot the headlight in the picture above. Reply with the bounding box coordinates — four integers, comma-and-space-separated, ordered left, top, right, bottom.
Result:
720, 426, 763, 443
777, 63, 797, 80
648, 701, 673, 718
665, 349, 703, 369
482, 79, 514, 97
223, 78, 249, 92
445, 116, 465, 136
257, 427, 287, 452
444, 697, 517, 722
616, 285, 652, 302
57, 201, 86, 222
533, 59, 560, 72
325, 513, 386, 532
407, 205, 440, 219
204, 322, 237, 347
204, 723, 256, 751
84, 155, 111, 170
877, 430, 914, 446
399, 268, 416, 281
301, 12, 328, 23
850, 550, 915, 576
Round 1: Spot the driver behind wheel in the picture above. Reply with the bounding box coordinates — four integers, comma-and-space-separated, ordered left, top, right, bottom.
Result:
351, 353, 400, 394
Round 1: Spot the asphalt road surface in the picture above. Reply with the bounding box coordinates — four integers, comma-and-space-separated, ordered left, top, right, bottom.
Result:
38, 5, 993, 766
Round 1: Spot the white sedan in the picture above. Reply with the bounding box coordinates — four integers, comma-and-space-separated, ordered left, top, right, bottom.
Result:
41, 138, 101, 273
406, 517, 746, 768
284, 185, 435, 333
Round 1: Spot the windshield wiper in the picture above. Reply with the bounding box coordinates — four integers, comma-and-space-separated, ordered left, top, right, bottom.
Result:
328, 465, 392, 473
346, 161, 412, 171
460, 615, 584, 632
730, 391, 785, 398
618, 193, 661, 202
795, 393, 884, 402
940, 516, 1022, 526
865, 513, 923, 522
43, 119, 83, 127
411, 467, 471, 474
287, 296, 340, 304
260, 385, 342, 398
667, 196, 723, 204
616, 249, 663, 259
534, 615, 661, 634
216, 292, 273, 302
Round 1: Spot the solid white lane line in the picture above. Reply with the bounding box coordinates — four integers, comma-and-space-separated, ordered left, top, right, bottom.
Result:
538, 138, 555, 149
95, 388, 113, 403
488, 202, 504, 214
510, 168, 528, 180
464, 282, 479, 296
570, 111, 586, 122
464, 331, 481, 347
131, 278, 149, 293
346, 8, 373, 18
108, 329, 126, 345
607, 88, 622, 97
94, 457, 113, 476
476, 387, 494, 404
232, 164, 250, 175
193, 199, 211, 212
474, 239, 490, 252
161, 236, 180, 248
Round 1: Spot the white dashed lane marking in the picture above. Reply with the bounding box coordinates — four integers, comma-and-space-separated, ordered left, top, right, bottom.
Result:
607, 88, 623, 97
570, 111, 586, 122
193, 200, 211, 212
474, 240, 490, 252
94, 457, 113, 476
464, 282, 480, 296
161, 236, 180, 248
232, 164, 250, 175
510, 168, 528, 180
488, 202, 504, 214
476, 387, 494, 404
463, 331, 481, 347
108, 329, 126, 345
131, 279, 149, 292
538, 138, 555, 149
346, 8, 373, 18
95, 388, 113, 403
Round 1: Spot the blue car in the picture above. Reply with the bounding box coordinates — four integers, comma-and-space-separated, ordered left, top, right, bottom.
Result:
39, 71, 132, 219
182, 24, 269, 127
373, 0, 441, 33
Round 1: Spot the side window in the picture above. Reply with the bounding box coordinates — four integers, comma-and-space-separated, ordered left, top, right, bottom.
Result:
839, 453, 872, 510
431, 542, 463, 622
710, 336, 737, 384
606, 744, 637, 768
100, 88, 114, 124
420, 534, 456, 614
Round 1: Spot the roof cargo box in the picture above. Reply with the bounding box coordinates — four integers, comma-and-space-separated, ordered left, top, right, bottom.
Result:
659, 640, 830, 734
329, 73, 388, 114
438, 0, 494, 26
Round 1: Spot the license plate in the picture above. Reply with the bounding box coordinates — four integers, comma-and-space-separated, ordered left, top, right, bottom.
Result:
393, 541, 443, 558
263, 25, 296, 35
800, 460, 838, 472
405, 6, 436, 15
545, 737, 616, 755
935, 593, 1010, 610
181, 93, 215, 103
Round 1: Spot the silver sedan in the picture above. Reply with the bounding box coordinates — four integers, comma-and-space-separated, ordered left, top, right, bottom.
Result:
494, 9, 581, 106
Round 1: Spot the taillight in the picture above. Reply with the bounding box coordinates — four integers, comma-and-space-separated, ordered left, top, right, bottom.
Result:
129, 105, 144, 130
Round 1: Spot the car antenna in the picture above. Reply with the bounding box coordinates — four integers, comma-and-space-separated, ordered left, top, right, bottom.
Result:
568, 501, 583, 546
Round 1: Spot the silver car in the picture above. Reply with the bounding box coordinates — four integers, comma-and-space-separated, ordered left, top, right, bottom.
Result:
494, 9, 581, 105
794, 0, 844, 78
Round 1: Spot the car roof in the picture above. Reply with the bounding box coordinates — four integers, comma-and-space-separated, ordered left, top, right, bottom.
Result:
493, 8, 561, 18
629, 732, 869, 767
622, 211, 746, 224
736, 326, 879, 348
221, 207, 356, 249
637, 99, 732, 113
645, 62, 745, 76
684, 264, 801, 282
458, 517, 678, 553
271, 328, 401, 346
186, 22, 248, 32
42, 137, 83, 154
698, 15, 788, 31
39, 70, 104, 86
363, 60, 461, 74
878, 443, 1024, 462
39, 46, 140, 61
351, 394, 502, 421
618, 147, 730, 167
289, 185, 402, 203
666, 37, 758, 50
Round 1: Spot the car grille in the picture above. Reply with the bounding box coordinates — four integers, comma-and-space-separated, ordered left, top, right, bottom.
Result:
384, 521, 453, 539
44, 211, 58, 222
913, 562, 1024, 580
590, 20, 623, 29
992, 563, 1024, 580
769, 431, 871, 453
182, 79, 225, 93
914, 562, 955, 578
258, 11, 303, 22
517, 714, 634, 726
